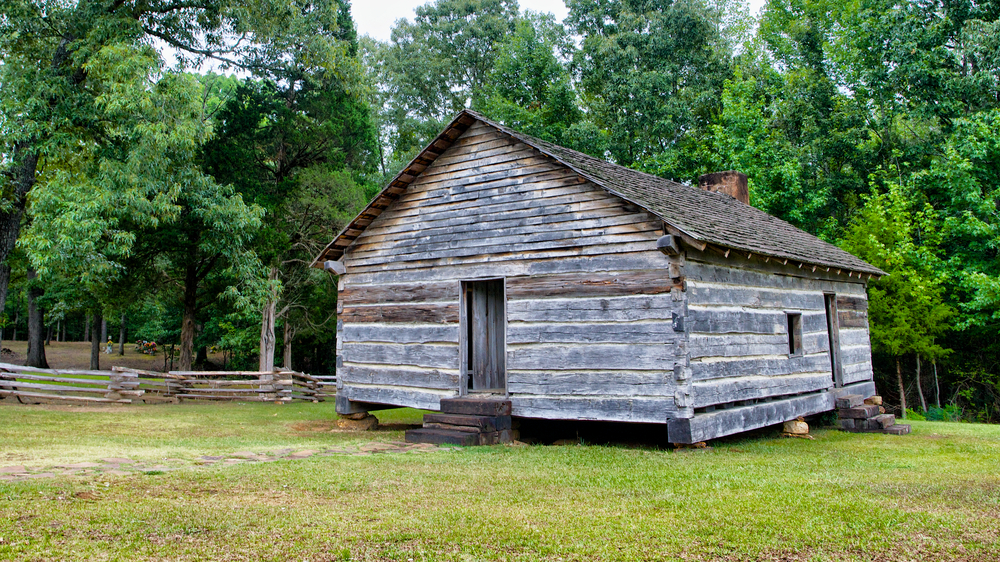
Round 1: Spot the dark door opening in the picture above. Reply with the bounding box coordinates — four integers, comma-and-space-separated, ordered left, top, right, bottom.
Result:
824, 293, 843, 387
462, 279, 506, 392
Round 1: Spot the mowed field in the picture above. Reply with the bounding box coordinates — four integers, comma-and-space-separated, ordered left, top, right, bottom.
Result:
0, 340, 225, 372
0, 401, 998, 561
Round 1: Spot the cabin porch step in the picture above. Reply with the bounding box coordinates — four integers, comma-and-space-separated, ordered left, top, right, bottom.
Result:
836, 395, 910, 435
405, 398, 514, 446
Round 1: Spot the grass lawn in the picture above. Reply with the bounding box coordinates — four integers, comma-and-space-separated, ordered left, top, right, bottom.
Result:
1, 402, 998, 561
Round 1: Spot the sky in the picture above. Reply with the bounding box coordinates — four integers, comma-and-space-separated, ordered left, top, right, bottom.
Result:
352, 0, 768, 42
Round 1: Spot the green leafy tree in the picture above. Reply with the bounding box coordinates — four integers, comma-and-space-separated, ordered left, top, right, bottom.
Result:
479, 13, 606, 156
841, 181, 953, 417
372, 0, 520, 164
0, 0, 360, 359
566, 0, 733, 168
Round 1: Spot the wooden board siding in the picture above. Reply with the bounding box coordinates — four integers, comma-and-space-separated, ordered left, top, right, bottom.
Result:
684, 257, 874, 413
337, 122, 681, 422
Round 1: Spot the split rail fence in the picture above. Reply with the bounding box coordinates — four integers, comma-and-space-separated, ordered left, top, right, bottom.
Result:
0, 362, 334, 405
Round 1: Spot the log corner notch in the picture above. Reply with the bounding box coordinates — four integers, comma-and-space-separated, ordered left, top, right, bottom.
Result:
657, 234, 681, 256
323, 260, 346, 275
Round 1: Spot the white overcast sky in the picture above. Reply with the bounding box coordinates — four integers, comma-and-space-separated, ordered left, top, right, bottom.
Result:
352, 0, 769, 42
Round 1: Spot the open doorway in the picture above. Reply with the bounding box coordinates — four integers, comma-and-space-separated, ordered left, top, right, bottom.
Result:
461, 279, 506, 393
824, 293, 844, 387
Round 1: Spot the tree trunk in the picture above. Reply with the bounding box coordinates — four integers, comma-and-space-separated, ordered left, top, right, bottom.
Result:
179, 262, 198, 371
258, 267, 279, 372
61, 319, 65, 342
0, 143, 38, 317
90, 311, 102, 370
119, 313, 126, 356
896, 357, 907, 419
25, 269, 49, 368
283, 319, 292, 370
101, 317, 108, 346
933, 360, 941, 408
915, 355, 927, 413
46, 324, 52, 346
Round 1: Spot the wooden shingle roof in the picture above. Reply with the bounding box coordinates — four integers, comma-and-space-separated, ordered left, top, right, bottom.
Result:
315, 110, 884, 277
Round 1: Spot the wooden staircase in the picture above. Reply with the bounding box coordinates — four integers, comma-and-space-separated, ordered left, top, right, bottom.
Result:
405, 397, 514, 446
837, 394, 911, 435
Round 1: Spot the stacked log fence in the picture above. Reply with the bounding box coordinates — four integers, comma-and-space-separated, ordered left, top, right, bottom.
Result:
0, 362, 333, 405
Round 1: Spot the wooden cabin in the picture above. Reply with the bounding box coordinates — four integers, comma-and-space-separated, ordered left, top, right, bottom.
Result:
313, 110, 885, 443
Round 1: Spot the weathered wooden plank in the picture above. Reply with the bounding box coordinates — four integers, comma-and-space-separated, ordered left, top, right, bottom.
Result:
687, 308, 828, 335
507, 343, 677, 371
339, 384, 455, 410
667, 391, 830, 443
340, 282, 459, 305
359, 201, 644, 247
0, 373, 111, 387
839, 345, 873, 366
689, 354, 831, 381
342, 324, 459, 344
508, 295, 680, 323
689, 332, 829, 359
416, 146, 543, 182
842, 361, 874, 384
347, 228, 660, 267
511, 395, 676, 423
338, 364, 460, 390
390, 167, 584, 209
346, 242, 664, 275
685, 250, 873, 286
339, 303, 459, 324
346, 252, 669, 285
838, 328, 871, 348
361, 183, 612, 230
0, 381, 112, 394
507, 271, 677, 300
1, 390, 130, 404
342, 343, 459, 370
507, 370, 675, 396
506, 322, 678, 344
691, 372, 834, 408
361, 189, 637, 241
684, 261, 868, 293
354, 216, 661, 259
839, 309, 869, 329
686, 283, 826, 309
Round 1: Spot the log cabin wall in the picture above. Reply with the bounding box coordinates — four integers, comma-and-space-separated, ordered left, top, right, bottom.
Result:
336, 121, 687, 423
668, 249, 876, 442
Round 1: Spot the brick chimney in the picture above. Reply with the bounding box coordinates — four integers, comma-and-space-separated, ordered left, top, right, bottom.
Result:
698, 171, 748, 205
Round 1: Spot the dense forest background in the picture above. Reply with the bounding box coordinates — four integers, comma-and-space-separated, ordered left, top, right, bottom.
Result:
1, 0, 998, 422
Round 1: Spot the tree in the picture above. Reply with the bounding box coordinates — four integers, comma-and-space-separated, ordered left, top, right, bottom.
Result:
0, 0, 360, 324
478, 13, 606, 157
202, 70, 378, 371
566, 0, 733, 168
373, 0, 520, 163
841, 181, 953, 417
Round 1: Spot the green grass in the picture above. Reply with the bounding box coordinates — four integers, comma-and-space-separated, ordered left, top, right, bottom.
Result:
1, 402, 998, 561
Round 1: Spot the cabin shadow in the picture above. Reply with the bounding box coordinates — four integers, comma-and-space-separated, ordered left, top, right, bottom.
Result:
515, 417, 780, 448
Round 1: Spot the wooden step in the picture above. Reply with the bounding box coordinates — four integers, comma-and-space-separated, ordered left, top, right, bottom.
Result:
405, 428, 479, 446
871, 414, 896, 429
424, 423, 482, 433
835, 394, 864, 409
423, 413, 511, 432
883, 424, 911, 435
439, 397, 511, 416
838, 404, 880, 419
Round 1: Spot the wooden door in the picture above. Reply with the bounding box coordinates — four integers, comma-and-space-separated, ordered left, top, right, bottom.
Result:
464, 279, 506, 392
824, 293, 843, 387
